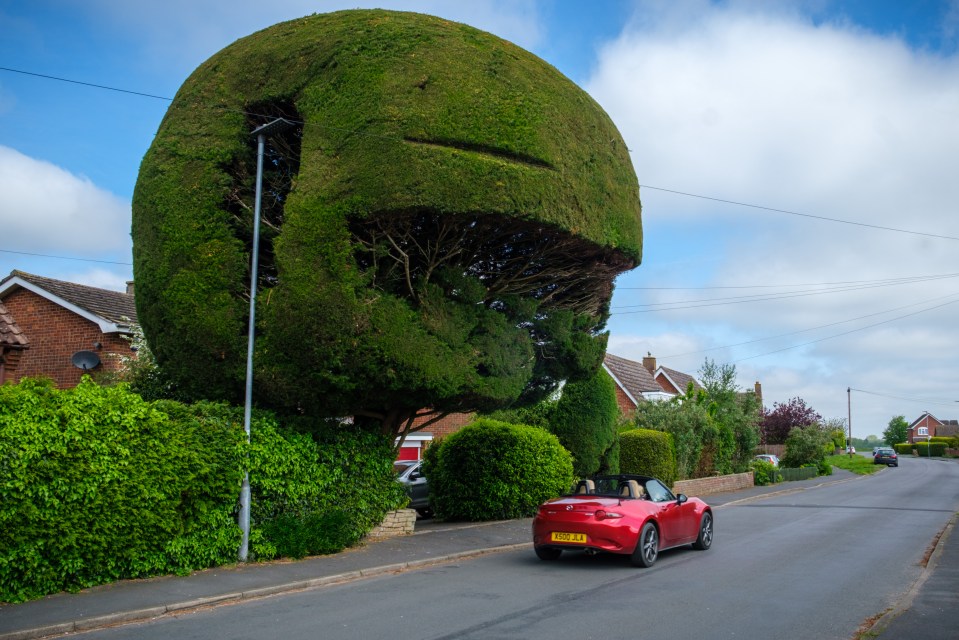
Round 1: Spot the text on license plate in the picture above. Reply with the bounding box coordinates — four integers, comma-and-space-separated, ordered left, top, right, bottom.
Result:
551, 531, 586, 543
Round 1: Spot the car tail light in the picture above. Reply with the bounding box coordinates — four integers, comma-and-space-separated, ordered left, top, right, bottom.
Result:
595, 510, 623, 520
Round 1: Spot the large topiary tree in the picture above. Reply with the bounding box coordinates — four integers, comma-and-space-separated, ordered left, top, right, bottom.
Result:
132, 9, 642, 440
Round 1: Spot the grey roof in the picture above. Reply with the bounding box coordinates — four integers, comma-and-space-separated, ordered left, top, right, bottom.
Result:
0, 300, 29, 348
603, 353, 663, 402
658, 366, 702, 394
0, 270, 137, 328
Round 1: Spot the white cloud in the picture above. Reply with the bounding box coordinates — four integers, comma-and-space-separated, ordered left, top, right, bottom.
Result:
591, 4, 959, 434
0, 145, 132, 256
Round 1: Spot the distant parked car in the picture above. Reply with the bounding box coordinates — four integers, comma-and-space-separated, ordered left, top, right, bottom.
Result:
874, 448, 898, 467
846, 446, 856, 454
394, 460, 432, 517
754, 454, 780, 467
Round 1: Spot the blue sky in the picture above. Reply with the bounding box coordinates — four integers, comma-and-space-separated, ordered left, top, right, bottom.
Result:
2, 0, 959, 435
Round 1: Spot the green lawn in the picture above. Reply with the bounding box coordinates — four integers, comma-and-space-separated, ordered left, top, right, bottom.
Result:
827, 454, 884, 475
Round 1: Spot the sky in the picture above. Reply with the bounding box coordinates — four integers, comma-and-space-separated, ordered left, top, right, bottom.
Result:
2, 0, 959, 437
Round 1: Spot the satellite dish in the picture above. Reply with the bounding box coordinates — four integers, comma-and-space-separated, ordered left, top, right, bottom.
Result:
71, 350, 102, 370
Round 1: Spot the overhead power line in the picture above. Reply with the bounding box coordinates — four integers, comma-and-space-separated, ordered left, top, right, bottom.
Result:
660, 291, 959, 359
0, 66, 173, 101
618, 273, 959, 290
0, 247, 132, 266
639, 185, 959, 242
850, 388, 959, 408
728, 297, 959, 364
611, 274, 959, 314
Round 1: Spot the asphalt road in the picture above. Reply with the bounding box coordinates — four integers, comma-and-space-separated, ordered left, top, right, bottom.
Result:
76, 457, 959, 640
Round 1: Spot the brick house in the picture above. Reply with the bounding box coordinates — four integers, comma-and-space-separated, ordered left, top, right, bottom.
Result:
603, 352, 714, 416
0, 271, 137, 388
907, 412, 959, 444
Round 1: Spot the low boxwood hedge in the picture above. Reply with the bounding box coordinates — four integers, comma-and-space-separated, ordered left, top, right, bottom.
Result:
423, 418, 573, 521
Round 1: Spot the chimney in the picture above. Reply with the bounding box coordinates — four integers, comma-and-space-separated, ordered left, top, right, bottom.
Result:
125, 281, 135, 296
754, 381, 763, 403
642, 352, 657, 373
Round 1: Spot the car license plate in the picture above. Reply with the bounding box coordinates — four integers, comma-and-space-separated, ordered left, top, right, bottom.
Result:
551, 531, 586, 543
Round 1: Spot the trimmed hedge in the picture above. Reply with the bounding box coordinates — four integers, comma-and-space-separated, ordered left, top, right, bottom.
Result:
0, 378, 404, 603
544, 368, 620, 477
915, 442, 946, 457
619, 428, 677, 487
894, 443, 913, 455
423, 418, 573, 521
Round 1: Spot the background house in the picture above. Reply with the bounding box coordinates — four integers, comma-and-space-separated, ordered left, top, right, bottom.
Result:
907, 412, 959, 444
0, 271, 137, 388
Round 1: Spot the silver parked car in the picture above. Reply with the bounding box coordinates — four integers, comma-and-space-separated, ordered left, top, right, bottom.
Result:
754, 454, 780, 467
394, 460, 432, 517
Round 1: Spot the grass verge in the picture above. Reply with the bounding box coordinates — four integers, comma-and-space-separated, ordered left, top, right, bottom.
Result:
827, 454, 884, 475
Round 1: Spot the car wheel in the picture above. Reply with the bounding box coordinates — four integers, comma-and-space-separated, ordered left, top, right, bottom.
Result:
631, 522, 659, 568
416, 507, 433, 518
692, 512, 713, 551
535, 546, 562, 561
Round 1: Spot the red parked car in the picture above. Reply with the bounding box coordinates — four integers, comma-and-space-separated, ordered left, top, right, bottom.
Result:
532, 474, 713, 567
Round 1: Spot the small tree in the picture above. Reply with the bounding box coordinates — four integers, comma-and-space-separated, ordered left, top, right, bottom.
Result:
782, 425, 831, 468
547, 368, 620, 477
882, 416, 909, 447
762, 398, 822, 445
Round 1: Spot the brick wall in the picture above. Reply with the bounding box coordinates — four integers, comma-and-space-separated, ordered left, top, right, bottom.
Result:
2, 289, 130, 388
673, 471, 754, 497
613, 385, 637, 416
411, 411, 477, 439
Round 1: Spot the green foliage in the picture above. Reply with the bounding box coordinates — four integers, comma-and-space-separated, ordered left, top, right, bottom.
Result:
624, 360, 760, 480
132, 9, 642, 434
894, 443, 914, 455
915, 441, 946, 457
823, 418, 847, 450
543, 368, 619, 477
882, 416, 909, 447
619, 428, 677, 487
260, 511, 353, 559
0, 379, 405, 603
423, 419, 573, 521
782, 425, 831, 468
750, 459, 779, 486
0, 379, 244, 603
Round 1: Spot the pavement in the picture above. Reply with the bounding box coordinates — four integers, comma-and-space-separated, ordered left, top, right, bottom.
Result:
0, 468, 955, 640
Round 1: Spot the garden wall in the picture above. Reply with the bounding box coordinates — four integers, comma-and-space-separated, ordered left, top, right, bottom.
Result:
673, 471, 754, 497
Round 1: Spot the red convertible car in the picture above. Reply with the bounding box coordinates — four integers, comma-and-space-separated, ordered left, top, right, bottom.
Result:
532, 474, 713, 567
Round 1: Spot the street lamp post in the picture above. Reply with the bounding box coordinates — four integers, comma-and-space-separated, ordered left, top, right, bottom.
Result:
239, 117, 295, 562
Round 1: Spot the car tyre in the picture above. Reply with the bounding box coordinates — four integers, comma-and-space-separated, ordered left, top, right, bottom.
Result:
631, 522, 659, 568
535, 546, 562, 561
416, 507, 433, 518
692, 512, 713, 550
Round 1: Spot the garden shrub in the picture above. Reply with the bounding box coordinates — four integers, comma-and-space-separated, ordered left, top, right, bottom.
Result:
894, 443, 914, 455
782, 426, 830, 468
547, 368, 619, 477
915, 442, 946, 457
423, 419, 573, 521
619, 428, 677, 487
750, 459, 778, 486
0, 379, 244, 603
0, 378, 405, 603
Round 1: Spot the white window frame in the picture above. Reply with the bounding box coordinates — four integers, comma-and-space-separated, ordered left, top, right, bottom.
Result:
917, 427, 929, 436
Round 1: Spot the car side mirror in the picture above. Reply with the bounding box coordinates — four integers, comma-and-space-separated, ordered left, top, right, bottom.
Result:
677, 494, 688, 505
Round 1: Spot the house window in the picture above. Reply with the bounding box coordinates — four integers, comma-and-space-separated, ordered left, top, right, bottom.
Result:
918, 427, 928, 436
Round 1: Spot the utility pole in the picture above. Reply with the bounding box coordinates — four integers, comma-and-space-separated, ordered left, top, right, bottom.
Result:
847, 387, 852, 456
